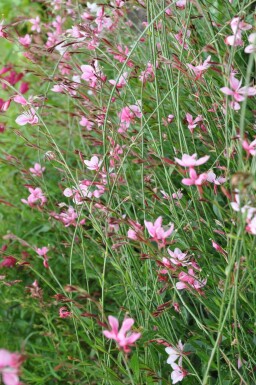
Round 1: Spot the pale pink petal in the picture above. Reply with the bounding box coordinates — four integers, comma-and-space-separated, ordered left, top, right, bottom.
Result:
13, 95, 27, 105
245, 45, 255, 54
171, 363, 184, 384
118, 318, 134, 337
2, 372, 20, 385
225, 35, 243, 47
174, 157, 186, 166
15, 114, 29, 126
176, 282, 188, 290
220, 87, 233, 96
230, 101, 241, 110
0, 349, 13, 367
144, 221, 154, 237
239, 86, 256, 96
182, 178, 194, 186
195, 155, 210, 166
164, 224, 174, 238
230, 75, 242, 91
248, 33, 256, 43
154, 216, 163, 228
103, 330, 116, 339
234, 93, 245, 102
195, 173, 208, 185
63, 188, 73, 197
125, 332, 141, 344
108, 316, 119, 335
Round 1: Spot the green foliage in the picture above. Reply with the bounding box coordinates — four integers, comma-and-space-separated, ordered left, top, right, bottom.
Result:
0, 0, 256, 384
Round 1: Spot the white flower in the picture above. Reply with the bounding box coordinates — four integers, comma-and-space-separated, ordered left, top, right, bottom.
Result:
171, 363, 186, 384
165, 340, 183, 366
84, 156, 102, 171
87, 2, 101, 13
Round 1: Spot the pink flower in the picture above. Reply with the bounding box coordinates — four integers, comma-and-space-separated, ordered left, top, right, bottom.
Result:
206, 170, 226, 193
36, 247, 49, 268
127, 229, 138, 240
21, 187, 47, 207
220, 74, 256, 110
160, 189, 183, 201
103, 316, 141, 353
139, 62, 155, 84
232, 18, 252, 35
15, 108, 38, 126
172, 190, 183, 200
59, 306, 72, 318
29, 163, 45, 177
79, 116, 94, 130
18, 34, 31, 47
230, 192, 255, 220
160, 189, 183, 205
242, 138, 256, 156
84, 156, 102, 171
207, 171, 226, 185
187, 55, 211, 79
182, 169, 208, 186
95, 7, 113, 32
51, 206, 80, 227
176, 268, 207, 293
0, 349, 23, 385
225, 17, 252, 47
111, 0, 125, 6
165, 340, 184, 366
63, 180, 105, 204
51, 84, 65, 93
144, 216, 174, 248
36, 247, 49, 256
167, 248, 188, 266
176, 0, 187, 8
112, 45, 133, 67
87, 1, 101, 13
185, 113, 203, 133
64, 185, 89, 204
13, 95, 27, 105
109, 72, 128, 89
167, 114, 174, 123
118, 104, 142, 132
81, 64, 98, 88
160, 256, 175, 273
175, 153, 209, 168
81, 65, 95, 81
171, 363, 187, 384
127, 222, 143, 241
246, 216, 256, 235
225, 32, 243, 47
165, 341, 187, 383
174, 29, 191, 50
52, 15, 65, 35
30, 16, 41, 33
245, 33, 256, 54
